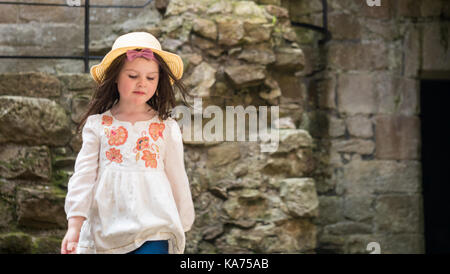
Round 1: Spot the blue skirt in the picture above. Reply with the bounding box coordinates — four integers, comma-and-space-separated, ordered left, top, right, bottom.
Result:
127, 240, 169, 254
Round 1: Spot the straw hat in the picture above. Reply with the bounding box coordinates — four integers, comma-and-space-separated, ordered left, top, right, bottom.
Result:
90, 32, 183, 84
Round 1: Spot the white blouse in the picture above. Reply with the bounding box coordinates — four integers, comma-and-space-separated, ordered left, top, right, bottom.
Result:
64, 109, 195, 254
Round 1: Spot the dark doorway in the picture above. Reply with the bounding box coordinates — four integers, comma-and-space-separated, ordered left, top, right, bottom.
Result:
420, 79, 450, 254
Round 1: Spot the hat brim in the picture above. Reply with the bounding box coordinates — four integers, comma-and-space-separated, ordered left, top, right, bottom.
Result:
90, 46, 183, 85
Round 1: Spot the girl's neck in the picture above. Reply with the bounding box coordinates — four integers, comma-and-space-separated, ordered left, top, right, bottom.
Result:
111, 102, 154, 116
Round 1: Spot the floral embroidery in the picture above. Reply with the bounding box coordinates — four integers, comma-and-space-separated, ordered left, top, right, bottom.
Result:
106, 148, 123, 163
135, 136, 150, 151
101, 115, 164, 168
132, 131, 160, 168
102, 115, 113, 126
150, 143, 159, 153
141, 150, 157, 168
149, 122, 165, 141
108, 126, 128, 146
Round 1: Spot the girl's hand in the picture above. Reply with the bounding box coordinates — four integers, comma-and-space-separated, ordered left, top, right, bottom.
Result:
61, 227, 80, 254
61, 216, 85, 254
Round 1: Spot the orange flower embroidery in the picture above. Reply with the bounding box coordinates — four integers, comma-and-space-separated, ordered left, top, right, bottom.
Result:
108, 126, 128, 146
149, 122, 165, 141
141, 150, 157, 168
106, 148, 123, 163
102, 115, 113, 126
136, 136, 150, 151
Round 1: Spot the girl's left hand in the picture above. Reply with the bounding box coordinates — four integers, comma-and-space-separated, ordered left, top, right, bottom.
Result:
61, 227, 81, 254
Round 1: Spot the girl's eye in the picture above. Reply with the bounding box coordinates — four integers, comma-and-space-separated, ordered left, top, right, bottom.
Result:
128, 75, 154, 80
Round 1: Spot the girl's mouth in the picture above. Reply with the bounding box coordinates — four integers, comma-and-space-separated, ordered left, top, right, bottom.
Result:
133, 91, 145, 95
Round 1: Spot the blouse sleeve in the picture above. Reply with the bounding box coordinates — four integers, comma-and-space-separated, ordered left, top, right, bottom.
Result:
64, 115, 100, 220
164, 118, 195, 232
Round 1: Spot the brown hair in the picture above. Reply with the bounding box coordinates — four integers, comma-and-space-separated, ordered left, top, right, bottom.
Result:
76, 51, 192, 133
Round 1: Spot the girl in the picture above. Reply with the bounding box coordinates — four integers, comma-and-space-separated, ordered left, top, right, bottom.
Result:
61, 32, 195, 254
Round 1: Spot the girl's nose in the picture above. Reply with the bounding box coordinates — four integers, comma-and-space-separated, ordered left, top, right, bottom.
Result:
137, 77, 146, 87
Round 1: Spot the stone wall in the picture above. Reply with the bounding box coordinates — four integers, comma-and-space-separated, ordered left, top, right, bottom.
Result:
285, 0, 450, 253
0, 0, 319, 253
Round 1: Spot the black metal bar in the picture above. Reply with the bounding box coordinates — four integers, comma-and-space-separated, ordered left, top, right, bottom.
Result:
84, 0, 90, 73
0, 1, 70, 7
0, 56, 102, 60
322, 0, 328, 30
320, 0, 330, 44
290, 22, 327, 33
0, 0, 153, 8
290, 0, 331, 45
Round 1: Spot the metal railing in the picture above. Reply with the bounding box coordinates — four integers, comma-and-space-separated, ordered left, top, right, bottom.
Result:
291, 0, 331, 45
0, 0, 154, 72
0, 0, 330, 73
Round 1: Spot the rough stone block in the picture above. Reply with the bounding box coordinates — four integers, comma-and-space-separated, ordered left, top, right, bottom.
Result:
192, 18, 217, 40
288, 0, 323, 20
324, 221, 372, 235
216, 16, 245, 46
279, 177, 319, 218
316, 196, 345, 225
374, 74, 419, 115
404, 24, 421, 77
272, 71, 303, 99
16, 186, 67, 229
71, 95, 91, 124
0, 5, 19, 24
0, 96, 71, 146
331, 139, 375, 155
276, 129, 313, 153
224, 65, 266, 88
337, 73, 376, 114
18, 4, 83, 23
338, 158, 422, 196
420, 0, 443, 17
273, 47, 305, 71
0, 232, 33, 254
374, 194, 424, 234
0, 72, 61, 98
343, 195, 375, 222
316, 73, 337, 110
422, 22, 450, 71
0, 144, 51, 181
375, 114, 421, 160
395, 0, 421, 17
207, 143, 241, 167
328, 42, 389, 71
0, 197, 15, 229
328, 12, 361, 40
57, 73, 96, 91
346, 115, 373, 138
328, 116, 346, 138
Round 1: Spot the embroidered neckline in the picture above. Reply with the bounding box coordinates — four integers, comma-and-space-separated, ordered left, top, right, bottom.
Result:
107, 109, 159, 126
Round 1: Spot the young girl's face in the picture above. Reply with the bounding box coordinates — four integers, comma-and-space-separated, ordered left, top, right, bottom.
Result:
116, 57, 160, 107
